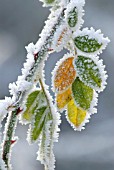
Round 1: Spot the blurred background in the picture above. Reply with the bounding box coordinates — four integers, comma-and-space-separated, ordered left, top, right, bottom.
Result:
0, 0, 114, 169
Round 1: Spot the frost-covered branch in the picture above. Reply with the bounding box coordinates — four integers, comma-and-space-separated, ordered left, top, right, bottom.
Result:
0, 0, 110, 170
1, 5, 66, 169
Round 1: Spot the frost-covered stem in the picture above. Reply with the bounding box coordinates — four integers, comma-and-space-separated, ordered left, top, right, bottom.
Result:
2, 109, 18, 169
1, 7, 66, 169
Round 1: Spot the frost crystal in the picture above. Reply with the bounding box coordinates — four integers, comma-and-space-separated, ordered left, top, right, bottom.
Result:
0, 97, 13, 121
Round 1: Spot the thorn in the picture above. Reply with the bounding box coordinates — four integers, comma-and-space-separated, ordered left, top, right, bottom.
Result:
34, 52, 38, 61
11, 140, 16, 145
16, 107, 23, 115
48, 48, 54, 52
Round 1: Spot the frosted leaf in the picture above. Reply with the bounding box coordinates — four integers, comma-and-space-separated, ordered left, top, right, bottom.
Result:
51, 24, 71, 52
21, 90, 41, 123
75, 56, 102, 90
56, 88, 72, 110
72, 77, 93, 111
66, 99, 90, 131
37, 120, 54, 169
37, 118, 56, 170
27, 107, 49, 144
37, 87, 61, 170
66, 90, 98, 131
67, 7, 78, 27
52, 53, 76, 92
73, 27, 110, 55
65, 0, 85, 31
74, 55, 108, 92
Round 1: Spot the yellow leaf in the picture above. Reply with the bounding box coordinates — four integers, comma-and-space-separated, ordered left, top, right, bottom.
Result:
56, 88, 72, 109
67, 99, 87, 128
54, 57, 76, 92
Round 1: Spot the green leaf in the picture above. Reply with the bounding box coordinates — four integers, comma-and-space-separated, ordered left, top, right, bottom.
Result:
75, 56, 102, 89
38, 114, 54, 169
67, 7, 78, 28
72, 78, 93, 110
74, 35, 102, 53
24, 89, 53, 142
30, 106, 49, 142
22, 90, 47, 122
67, 99, 87, 129
22, 90, 40, 121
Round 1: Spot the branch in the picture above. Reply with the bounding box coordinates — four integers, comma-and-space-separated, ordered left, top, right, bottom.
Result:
1, 7, 66, 169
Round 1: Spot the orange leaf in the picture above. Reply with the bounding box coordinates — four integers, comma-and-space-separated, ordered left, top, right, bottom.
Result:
54, 57, 76, 92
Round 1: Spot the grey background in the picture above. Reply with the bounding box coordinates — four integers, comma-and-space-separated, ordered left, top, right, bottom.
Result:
0, 0, 114, 170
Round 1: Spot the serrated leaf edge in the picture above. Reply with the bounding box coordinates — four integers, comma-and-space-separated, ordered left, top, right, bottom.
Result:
37, 105, 61, 170
51, 23, 71, 52
65, 0, 85, 31
54, 87, 73, 113
72, 86, 98, 115
65, 108, 90, 131
19, 88, 42, 125
37, 120, 55, 170
73, 27, 110, 56
74, 55, 108, 92
51, 52, 76, 93
27, 107, 48, 144
65, 90, 98, 131
88, 90, 98, 115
